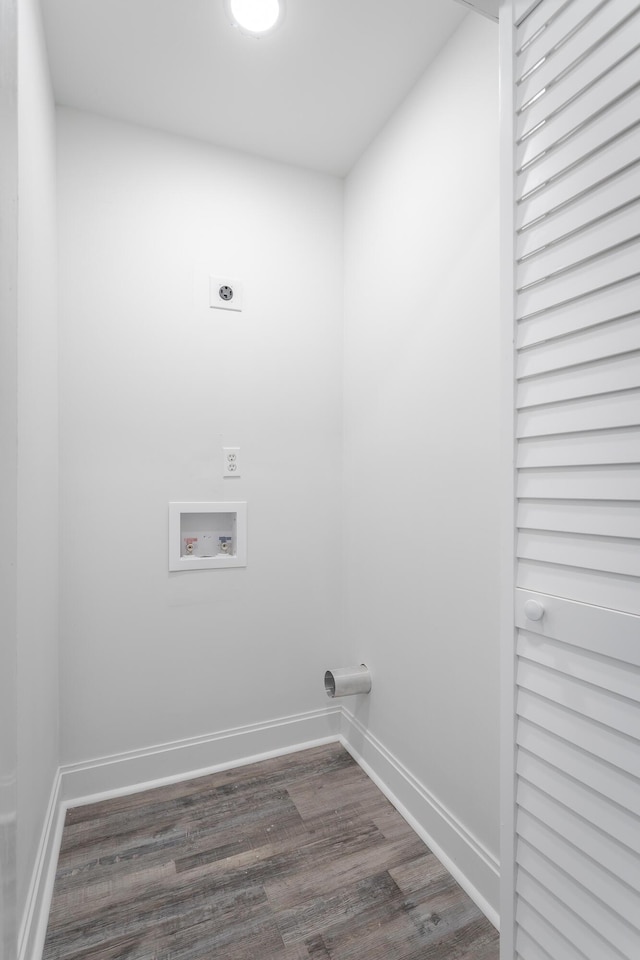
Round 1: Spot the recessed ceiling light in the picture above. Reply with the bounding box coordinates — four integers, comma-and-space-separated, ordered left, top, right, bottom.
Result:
226, 0, 284, 37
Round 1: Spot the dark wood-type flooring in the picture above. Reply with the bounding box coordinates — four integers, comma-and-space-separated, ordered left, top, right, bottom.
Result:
43, 743, 499, 960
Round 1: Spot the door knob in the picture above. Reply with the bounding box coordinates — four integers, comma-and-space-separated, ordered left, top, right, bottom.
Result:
524, 599, 544, 621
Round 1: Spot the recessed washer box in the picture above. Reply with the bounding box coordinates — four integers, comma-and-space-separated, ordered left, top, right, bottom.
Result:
169, 502, 247, 571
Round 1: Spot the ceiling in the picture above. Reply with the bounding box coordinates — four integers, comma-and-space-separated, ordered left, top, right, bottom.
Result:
41, 0, 495, 177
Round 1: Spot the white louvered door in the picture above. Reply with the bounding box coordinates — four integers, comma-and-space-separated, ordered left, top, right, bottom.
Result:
500, 1, 640, 958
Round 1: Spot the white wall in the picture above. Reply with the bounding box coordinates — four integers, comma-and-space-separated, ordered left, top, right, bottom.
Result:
343, 11, 500, 889
57, 110, 344, 764
16, 0, 59, 926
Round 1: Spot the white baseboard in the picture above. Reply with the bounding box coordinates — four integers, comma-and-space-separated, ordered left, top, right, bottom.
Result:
59, 707, 342, 805
18, 769, 65, 960
20, 703, 499, 960
340, 707, 500, 928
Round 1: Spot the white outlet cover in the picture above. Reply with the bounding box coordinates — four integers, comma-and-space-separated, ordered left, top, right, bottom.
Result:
210, 276, 243, 312
223, 447, 241, 478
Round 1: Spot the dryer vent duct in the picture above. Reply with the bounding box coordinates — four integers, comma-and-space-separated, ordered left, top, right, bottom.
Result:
324, 665, 372, 698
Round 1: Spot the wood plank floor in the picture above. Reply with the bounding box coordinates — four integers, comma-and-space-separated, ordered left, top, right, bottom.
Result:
43, 743, 499, 960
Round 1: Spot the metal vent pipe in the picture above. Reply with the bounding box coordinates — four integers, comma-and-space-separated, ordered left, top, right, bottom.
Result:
324, 664, 371, 698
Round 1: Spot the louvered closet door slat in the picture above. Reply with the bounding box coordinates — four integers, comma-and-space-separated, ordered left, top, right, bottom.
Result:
515, 126, 640, 231
517, 687, 640, 777
517, 779, 640, 892
516, 898, 588, 960
516, 429, 640, 467
516, 12, 640, 140
516, 868, 623, 960
516, 166, 640, 261
516, 749, 640, 853
517, 499, 640, 536
514, 0, 549, 34
517, 662, 640, 740
516, 202, 640, 287
516, 465, 640, 500
514, 929, 551, 960
516, 466, 640, 502
516, 632, 640, 700
505, 3, 640, 955
515, 926, 566, 960
516, 239, 640, 316
516, 277, 640, 346
517, 528, 640, 576
515, 0, 602, 58
516, 0, 638, 110
517, 45, 640, 170
517, 352, 640, 407
516, 86, 640, 200
516, 391, 640, 436
516, 718, 640, 813
516, 838, 640, 956
516, 317, 640, 377
516, 843, 638, 958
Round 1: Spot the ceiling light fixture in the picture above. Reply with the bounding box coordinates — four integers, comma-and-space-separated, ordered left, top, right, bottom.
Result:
226, 0, 284, 37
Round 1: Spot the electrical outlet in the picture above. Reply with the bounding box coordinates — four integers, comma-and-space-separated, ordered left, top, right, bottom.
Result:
223, 447, 241, 478
210, 277, 243, 312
